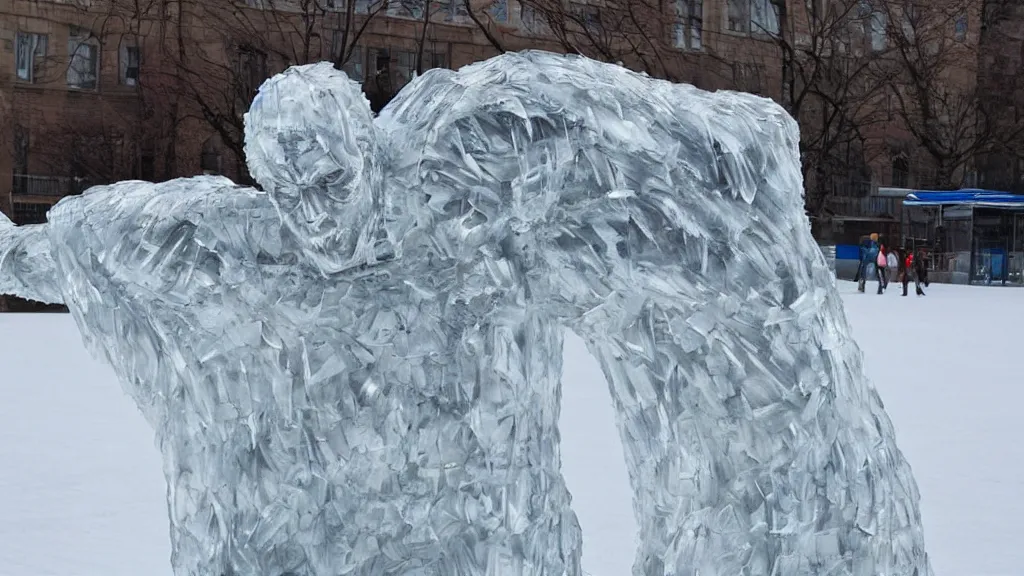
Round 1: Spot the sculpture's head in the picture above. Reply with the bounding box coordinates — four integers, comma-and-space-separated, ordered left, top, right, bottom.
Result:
244, 61, 382, 274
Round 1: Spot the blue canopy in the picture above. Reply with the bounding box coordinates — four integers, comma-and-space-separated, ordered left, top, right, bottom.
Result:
904, 189, 1024, 208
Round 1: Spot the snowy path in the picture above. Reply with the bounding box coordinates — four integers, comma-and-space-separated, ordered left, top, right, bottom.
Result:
1, 282, 1021, 576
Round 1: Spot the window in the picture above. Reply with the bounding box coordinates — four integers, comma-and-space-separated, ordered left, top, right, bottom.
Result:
750, 0, 779, 36
13, 125, 29, 175
340, 0, 381, 12
13, 203, 50, 225
393, 50, 416, 91
236, 47, 268, 102
333, 42, 364, 82
581, 6, 600, 31
120, 44, 140, 86
388, 0, 424, 19
806, 0, 825, 23
954, 13, 968, 42
200, 138, 222, 175
727, 0, 778, 35
869, 9, 887, 51
673, 0, 703, 50
892, 154, 909, 187
67, 30, 99, 90
368, 48, 393, 95
140, 149, 156, 181
444, 0, 469, 22
727, 0, 749, 32
519, 3, 548, 34
429, 50, 448, 69
490, 0, 509, 23
15, 32, 47, 83
901, 1, 916, 41
964, 169, 977, 188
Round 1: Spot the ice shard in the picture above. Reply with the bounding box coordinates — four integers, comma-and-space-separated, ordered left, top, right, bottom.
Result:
0, 51, 931, 576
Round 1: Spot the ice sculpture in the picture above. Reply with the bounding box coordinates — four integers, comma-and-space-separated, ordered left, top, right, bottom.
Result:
0, 51, 932, 576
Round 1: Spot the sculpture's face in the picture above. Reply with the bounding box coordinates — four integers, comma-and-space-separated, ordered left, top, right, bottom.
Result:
244, 62, 381, 273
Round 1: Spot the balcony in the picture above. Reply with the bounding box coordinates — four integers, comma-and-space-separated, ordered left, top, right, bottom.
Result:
12, 174, 89, 199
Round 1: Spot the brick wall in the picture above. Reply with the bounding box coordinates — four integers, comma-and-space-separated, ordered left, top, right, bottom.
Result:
0, 0, 984, 222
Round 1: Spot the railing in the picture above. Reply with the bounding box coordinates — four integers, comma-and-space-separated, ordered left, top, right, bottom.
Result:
11, 174, 90, 198
825, 195, 897, 218
828, 179, 873, 198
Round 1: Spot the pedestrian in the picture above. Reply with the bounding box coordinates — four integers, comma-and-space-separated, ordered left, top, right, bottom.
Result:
915, 248, 929, 293
901, 247, 927, 296
876, 244, 888, 293
887, 246, 899, 288
858, 234, 880, 293
901, 248, 912, 296
854, 235, 869, 290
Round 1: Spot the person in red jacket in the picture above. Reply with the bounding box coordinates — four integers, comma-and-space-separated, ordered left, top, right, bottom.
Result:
901, 248, 927, 296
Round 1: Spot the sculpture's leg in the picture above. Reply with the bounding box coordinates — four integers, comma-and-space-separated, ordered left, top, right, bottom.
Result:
434, 312, 581, 576
581, 293, 931, 576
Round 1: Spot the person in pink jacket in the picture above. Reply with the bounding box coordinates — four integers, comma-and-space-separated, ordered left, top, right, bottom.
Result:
876, 243, 889, 293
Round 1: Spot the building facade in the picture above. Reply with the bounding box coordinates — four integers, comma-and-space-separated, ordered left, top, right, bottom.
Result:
975, 0, 1024, 192
0, 0, 994, 238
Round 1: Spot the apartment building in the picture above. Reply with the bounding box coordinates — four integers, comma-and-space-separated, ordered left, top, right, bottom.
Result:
0, 0, 990, 242
0, 0, 834, 225
975, 1, 1024, 192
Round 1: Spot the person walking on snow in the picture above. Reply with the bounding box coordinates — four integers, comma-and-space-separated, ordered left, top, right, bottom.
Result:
858, 233, 880, 293
887, 247, 899, 289
876, 244, 889, 293
902, 248, 927, 296
915, 248, 930, 292
854, 235, 868, 288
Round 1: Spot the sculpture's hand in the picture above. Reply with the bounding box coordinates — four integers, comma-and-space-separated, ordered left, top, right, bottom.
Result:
0, 210, 64, 304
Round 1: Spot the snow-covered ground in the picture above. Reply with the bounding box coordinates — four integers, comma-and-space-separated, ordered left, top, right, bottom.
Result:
1, 282, 1021, 576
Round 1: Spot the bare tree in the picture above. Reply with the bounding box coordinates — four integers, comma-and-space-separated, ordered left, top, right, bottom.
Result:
10, 0, 180, 185
511, 0, 891, 228
462, 0, 508, 54
122, 0, 392, 181
516, 0, 700, 80
967, 0, 1024, 189
881, 0, 1022, 188
762, 0, 894, 221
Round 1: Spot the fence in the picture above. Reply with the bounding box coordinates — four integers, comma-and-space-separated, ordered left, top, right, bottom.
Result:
927, 250, 1024, 285
824, 196, 898, 219
11, 174, 89, 198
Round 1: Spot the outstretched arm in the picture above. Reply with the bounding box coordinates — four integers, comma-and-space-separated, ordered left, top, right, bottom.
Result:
0, 211, 64, 304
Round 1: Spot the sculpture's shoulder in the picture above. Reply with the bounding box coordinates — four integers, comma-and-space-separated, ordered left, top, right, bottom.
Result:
47, 175, 288, 306
381, 51, 779, 138
379, 52, 620, 141
49, 175, 267, 231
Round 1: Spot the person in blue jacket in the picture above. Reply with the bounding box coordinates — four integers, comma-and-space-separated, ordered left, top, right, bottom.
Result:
856, 230, 880, 291
853, 235, 867, 285
856, 233, 880, 292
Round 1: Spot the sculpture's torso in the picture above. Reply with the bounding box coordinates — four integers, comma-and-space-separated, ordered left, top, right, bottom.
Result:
45, 178, 577, 576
